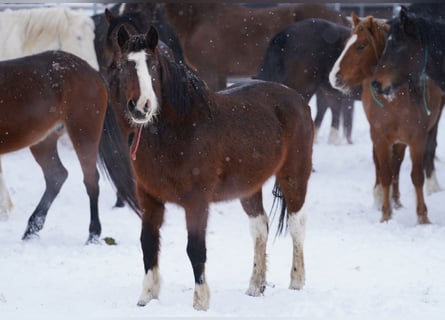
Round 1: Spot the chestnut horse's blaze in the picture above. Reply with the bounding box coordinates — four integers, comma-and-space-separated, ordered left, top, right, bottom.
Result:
100, 26, 314, 310
330, 13, 443, 224
0, 51, 107, 243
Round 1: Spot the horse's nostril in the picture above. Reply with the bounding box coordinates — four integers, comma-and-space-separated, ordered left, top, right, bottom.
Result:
143, 101, 150, 113
128, 99, 136, 111
371, 80, 381, 91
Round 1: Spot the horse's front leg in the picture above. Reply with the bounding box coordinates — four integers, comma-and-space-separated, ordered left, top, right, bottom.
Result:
184, 202, 210, 311
137, 194, 165, 307
410, 144, 430, 224
373, 141, 393, 222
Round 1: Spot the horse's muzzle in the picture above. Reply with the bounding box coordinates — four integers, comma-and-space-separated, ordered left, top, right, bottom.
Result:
127, 99, 150, 123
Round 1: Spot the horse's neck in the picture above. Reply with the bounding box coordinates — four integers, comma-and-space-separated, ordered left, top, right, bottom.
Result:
370, 22, 388, 56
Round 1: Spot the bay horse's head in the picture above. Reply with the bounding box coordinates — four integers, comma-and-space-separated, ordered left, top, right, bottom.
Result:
329, 13, 389, 94
113, 25, 162, 125
371, 6, 426, 95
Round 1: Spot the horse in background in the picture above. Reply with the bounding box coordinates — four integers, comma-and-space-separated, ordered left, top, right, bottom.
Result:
257, 18, 360, 144
329, 13, 443, 224
0, 51, 107, 242
93, 2, 183, 75
372, 6, 445, 95
165, 2, 350, 91
0, 6, 99, 219
100, 26, 314, 310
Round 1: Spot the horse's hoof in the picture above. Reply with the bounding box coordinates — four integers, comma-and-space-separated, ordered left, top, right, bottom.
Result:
137, 300, 147, 307
245, 284, 266, 296
289, 278, 305, 290
85, 235, 101, 245
113, 200, 125, 208
193, 283, 210, 311
418, 216, 431, 225
379, 216, 391, 223
393, 201, 403, 209
22, 232, 39, 241
0, 212, 9, 221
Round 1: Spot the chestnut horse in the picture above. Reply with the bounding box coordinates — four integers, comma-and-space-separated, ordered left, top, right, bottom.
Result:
372, 5, 445, 94
0, 51, 107, 242
257, 18, 360, 144
100, 26, 314, 310
329, 13, 443, 224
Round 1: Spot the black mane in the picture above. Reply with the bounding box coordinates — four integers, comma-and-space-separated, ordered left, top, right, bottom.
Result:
156, 47, 211, 117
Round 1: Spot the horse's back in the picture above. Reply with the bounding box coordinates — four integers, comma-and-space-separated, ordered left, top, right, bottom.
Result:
257, 19, 350, 97
217, 80, 313, 137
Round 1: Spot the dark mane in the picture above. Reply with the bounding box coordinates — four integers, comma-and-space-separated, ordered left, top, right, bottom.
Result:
413, 16, 445, 63
390, 11, 445, 63
156, 46, 211, 117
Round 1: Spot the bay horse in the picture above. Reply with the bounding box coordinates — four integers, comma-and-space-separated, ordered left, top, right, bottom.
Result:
329, 13, 444, 224
256, 18, 360, 144
372, 6, 445, 95
0, 50, 107, 242
0, 6, 99, 218
100, 26, 314, 310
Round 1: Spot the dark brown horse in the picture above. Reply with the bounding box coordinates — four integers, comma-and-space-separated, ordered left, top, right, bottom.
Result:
100, 26, 314, 310
372, 5, 445, 94
0, 51, 107, 242
165, 2, 349, 90
329, 13, 443, 224
257, 18, 360, 144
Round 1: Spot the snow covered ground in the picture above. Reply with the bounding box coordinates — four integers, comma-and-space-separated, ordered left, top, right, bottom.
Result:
0, 100, 444, 319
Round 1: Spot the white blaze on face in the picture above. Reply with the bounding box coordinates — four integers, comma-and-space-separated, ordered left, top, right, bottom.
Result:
127, 51, 159, 123
329, 34, 358, 91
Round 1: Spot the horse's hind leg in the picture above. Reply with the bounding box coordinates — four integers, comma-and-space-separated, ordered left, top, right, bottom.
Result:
314, 90, 329, 144
424, 119, 442, 195
0, 158, 13, 220
23, 133, 68, 240
66, 129, 101, 243
276, 161, 311, 290
341, 95, 354, 144
240, 191, 268, 296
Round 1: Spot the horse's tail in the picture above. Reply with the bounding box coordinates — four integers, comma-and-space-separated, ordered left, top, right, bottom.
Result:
255, 31, 287, 83
99, 104, 141, 217
270, 182, 287, 236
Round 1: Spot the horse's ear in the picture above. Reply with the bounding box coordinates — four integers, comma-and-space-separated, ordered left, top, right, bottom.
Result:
105, 8, 115, 24
146, 26, 159, 51
399, 6, 416, 36
351, 12, 360, 27
117, 26, 130, 49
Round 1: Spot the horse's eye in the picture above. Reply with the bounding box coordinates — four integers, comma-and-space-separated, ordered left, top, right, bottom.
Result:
356, 44, 366, 51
